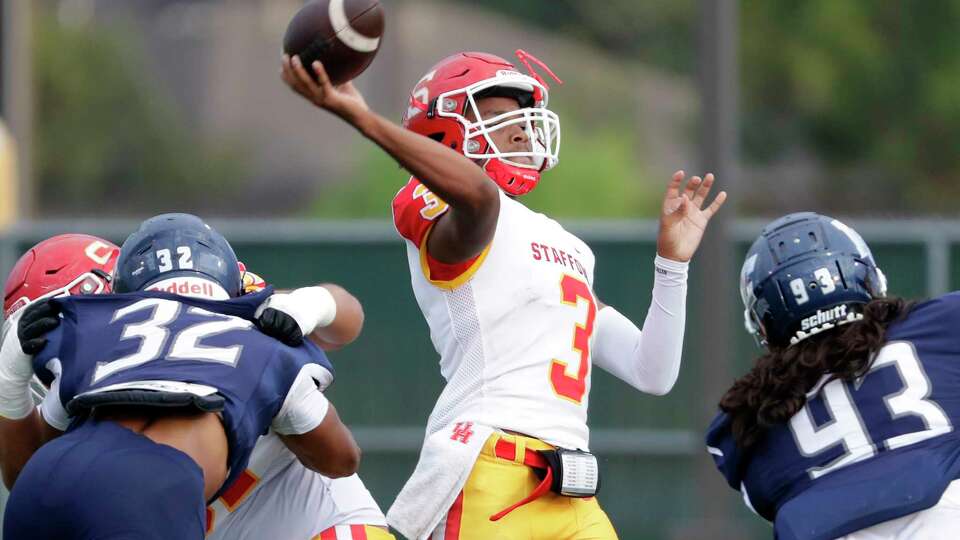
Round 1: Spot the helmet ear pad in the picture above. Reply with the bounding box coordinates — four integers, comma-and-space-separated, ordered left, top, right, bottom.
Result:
425, 121, 466, 151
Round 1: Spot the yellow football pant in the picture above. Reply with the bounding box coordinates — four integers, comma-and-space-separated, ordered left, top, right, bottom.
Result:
430, 433, 618, 540
313, 524, 396, 539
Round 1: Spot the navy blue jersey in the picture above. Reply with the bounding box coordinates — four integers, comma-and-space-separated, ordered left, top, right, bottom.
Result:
707, 292, 960, 540
31, 324, 61, 388
34, 288, 335, 500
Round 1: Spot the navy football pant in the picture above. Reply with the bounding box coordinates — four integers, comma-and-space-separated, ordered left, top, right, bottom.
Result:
3, 418, 206, 539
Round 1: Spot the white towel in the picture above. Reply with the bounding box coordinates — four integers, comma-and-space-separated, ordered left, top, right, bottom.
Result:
387, 419, 493, 540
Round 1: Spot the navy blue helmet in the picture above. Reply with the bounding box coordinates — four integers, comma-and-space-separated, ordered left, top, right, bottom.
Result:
113, 213, 243, 298
740, 212, 887, 348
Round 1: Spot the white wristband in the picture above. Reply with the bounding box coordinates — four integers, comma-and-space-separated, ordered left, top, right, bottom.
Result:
0, 318, 37, 419
256, 286, 338, 337
291, 286, 338, 329
654, 255, 689, 287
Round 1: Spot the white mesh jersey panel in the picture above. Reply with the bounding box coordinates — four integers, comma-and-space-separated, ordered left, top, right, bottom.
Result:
426, 282, 486, 435
406, 189, 597, 450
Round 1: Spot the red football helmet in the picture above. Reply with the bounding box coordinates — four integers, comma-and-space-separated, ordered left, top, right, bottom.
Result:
3, 234, 120, 318
402, 50, 562, 196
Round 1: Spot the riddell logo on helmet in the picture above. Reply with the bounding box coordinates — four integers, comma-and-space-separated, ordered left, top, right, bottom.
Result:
146, 277, 228, 300
800, 305, 848, 331
4, 298, 29, 318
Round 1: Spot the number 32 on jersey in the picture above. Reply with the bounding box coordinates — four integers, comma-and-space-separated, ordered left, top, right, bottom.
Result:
550, 274, 597, 404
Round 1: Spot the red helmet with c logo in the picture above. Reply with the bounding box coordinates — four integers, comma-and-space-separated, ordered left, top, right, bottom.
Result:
3, 234, 120, 318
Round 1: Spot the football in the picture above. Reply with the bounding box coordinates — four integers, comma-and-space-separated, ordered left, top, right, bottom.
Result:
283, 0, 385, 86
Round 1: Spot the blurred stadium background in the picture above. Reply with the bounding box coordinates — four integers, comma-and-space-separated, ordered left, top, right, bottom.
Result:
2, 1, 960, 538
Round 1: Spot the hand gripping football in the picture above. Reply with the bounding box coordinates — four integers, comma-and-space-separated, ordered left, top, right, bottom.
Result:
283, 0, 385, 86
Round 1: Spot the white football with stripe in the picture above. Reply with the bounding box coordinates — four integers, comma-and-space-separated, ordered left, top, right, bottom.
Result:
283, 0, 385, 86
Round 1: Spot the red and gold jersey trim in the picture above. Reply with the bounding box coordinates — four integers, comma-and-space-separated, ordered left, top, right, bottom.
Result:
314, 524, 396, 540
218, 468, 260, 512
418, 222, 491, 291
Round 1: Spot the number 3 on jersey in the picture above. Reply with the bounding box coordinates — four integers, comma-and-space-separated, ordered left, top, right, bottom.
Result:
550, 274, 596, 404
412, 184, 449, 221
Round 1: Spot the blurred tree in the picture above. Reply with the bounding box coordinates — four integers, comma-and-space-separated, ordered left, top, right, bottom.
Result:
451, 0, 697, 74
38, 0, 960, 218
460, 0, 960, 215
741, 0, 960, 214
32, 6, 249, 217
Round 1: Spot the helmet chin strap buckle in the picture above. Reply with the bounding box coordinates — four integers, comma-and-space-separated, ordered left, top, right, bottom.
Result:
483, 158, 540, 196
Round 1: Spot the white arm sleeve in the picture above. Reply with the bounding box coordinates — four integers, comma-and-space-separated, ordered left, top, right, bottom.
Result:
271, 364, 333, 435
0, 315, 37, 419
255, 287, 338, 335
592, 255, 688, 395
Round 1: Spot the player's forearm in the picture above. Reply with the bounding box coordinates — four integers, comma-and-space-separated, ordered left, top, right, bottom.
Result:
280, 403, 360, 478
593, 256, 688, 395
0, 412, 46, 489
351, 109, 499, 215
308, 284, 364, 349
635, 256, 688, 393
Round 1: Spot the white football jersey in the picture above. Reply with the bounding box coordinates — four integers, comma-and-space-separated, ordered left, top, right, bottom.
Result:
207, 432, 386, 539
393, 180, 597, 450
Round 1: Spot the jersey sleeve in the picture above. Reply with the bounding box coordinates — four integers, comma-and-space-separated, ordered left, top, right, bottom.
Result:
31, 330, 67, 428
266, 341, 335, 435
705, 412, 745, 490
392, 178, 450, 248
29, 325, 64, 388
391, 177, 491, 290
271, 363, 331, 435
33, 340, 69, 432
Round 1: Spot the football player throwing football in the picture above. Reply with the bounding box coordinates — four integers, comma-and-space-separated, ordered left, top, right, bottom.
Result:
282, 50, 725, 539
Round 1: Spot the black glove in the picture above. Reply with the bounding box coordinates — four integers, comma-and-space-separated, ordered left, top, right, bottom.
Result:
256, 307, 305, 347
17, 299, 62, 355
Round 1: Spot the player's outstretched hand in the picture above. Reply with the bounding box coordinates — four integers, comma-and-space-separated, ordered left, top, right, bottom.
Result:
17, 299, 62, 356
657, 170, 728, 263
281, 54, 369, 121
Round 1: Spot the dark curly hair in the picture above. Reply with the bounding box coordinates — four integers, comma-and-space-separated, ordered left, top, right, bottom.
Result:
719, 297, 915, 449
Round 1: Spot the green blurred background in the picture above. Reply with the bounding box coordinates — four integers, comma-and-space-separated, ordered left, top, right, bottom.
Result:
9, 0, 960, 219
